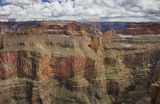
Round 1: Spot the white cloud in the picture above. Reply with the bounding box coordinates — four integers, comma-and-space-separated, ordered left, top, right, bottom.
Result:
1, 0, 40, 5
0, 0, 160, 21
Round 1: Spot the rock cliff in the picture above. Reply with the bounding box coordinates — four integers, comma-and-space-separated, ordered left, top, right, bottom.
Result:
118, 23, 160, 35
151, 61, 160, 104
0, 21, 160, 104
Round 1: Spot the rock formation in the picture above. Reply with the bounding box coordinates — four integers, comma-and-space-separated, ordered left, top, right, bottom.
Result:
151, 61, 160, 104
0, 21, 160, 104
0, 21, 108, 104
118, 23, 160, 35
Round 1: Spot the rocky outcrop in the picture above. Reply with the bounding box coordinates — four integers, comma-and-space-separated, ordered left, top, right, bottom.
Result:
103, 30, 160, 104
0, 21, 160, 104
0, 21, 109, 104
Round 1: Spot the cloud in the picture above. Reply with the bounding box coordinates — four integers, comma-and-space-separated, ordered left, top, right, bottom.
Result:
1, 0, 40, 5
0, 0, 160, 21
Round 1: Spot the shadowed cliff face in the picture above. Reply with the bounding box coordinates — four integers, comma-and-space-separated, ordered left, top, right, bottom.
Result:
0, 21, 160, 104
151, 61, 160, 104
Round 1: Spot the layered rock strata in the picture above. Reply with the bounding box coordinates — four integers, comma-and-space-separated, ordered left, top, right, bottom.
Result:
0, 21, 108, 104
0, 21, 160, 104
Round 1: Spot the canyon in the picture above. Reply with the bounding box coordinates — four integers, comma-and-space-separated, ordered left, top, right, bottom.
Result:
0, 21, 160, 104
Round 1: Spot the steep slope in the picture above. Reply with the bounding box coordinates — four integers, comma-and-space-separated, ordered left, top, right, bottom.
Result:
0, 21, 160, 104
151, 61, 160, 104
0, 21, 109, 104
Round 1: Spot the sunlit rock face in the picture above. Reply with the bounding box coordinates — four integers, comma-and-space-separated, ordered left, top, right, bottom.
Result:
0, 21, 160, 104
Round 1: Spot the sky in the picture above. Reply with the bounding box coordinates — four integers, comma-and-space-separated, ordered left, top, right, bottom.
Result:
0, 0, 160, 22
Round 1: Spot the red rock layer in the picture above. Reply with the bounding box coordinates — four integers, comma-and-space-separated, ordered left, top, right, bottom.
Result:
119, 23, 160, 35
0, 51, 98, 81
0, 21, 89, 37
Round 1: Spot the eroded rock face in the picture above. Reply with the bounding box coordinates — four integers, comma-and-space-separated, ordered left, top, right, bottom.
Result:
0, 21, 160, 104
0, 21, 89, 37
118, 23, 160, 35
151, 61, 160, 104
0, 21, 108, 104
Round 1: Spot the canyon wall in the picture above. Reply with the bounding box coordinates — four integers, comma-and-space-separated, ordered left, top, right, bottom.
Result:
151, 61, 160, 104
118, 23, 160, 35
0, 21, 160, 104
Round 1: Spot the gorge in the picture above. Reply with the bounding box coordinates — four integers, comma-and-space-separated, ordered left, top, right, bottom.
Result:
0, 21, 160, 104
